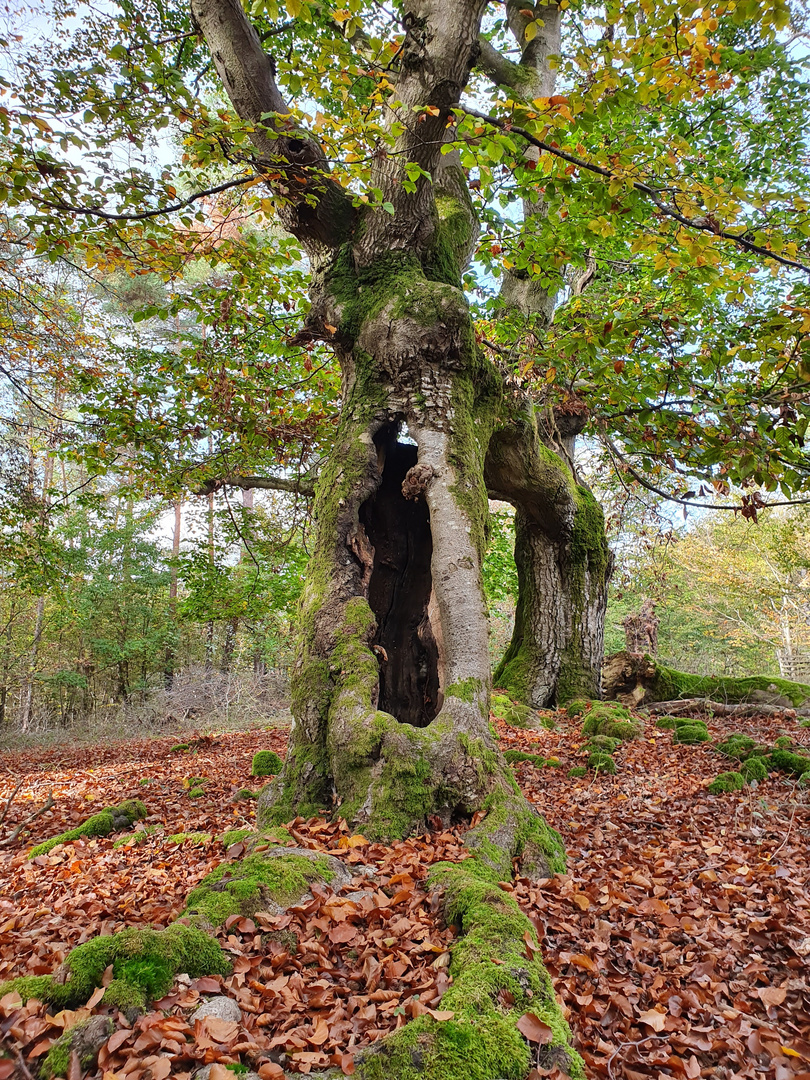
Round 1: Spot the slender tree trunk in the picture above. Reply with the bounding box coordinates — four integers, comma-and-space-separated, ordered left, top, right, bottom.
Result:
165, 499, 182, 689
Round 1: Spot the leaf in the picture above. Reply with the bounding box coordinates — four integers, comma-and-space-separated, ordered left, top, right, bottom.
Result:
516, 1012, 553, 1044
68, 1050, 82, 1080
258, 1066, 285, 1080
568, 953, 599, 974
637, 1008, 667, 1031
525, 20, 538, 41
338, 834, 368, 849
208, 1066, 233, 1080
757, 986, 787, 1008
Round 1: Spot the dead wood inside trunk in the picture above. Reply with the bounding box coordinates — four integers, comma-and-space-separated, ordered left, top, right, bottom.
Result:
360, 427, 440, 728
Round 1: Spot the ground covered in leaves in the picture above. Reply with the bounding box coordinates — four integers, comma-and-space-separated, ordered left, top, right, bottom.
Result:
0, 709, 808, 1079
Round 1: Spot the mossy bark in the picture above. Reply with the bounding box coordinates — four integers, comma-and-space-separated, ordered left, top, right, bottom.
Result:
603, 650, 810, 712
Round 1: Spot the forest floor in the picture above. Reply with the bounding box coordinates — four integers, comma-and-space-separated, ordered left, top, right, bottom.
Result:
0, 706, 808, 1080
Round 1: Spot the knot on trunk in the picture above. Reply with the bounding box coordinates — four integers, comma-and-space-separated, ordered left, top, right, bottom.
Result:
401, 462, 434, 500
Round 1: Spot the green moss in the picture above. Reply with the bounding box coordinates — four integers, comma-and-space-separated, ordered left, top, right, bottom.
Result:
0, 974, 53, 1003
188, 787, 205, 798
649, 665, 810, 708
40, 1019, 115, 1080
357, 861, 585, 1080
673, 723, 711, 745
655, 716, 678, 730
472, 786, 567, 877
222, 829, 255, 848
170, 743, 189, 752
251, 750, 283, 777
583, 735, 621, 753
232, 788, 260, 801
740, 756, 768, 782
4, 924, 230, 1013
769, 747, 810, 776
707, 771, 745, 794
28, 799, 147, 858
581, 705, 640, 741
716, 733, 758, 759
503, 750, 546, 766
113, 826, 160, 849
185, 776, 207, 787
774, 735, 794, 749
490, 693, 531, 728
183, 851, 333, 926
587, 751, 617, 774
565, 699, 592, 718
568, 766, 587, 778
446, 678, 482, 705
167, 832, 212, 845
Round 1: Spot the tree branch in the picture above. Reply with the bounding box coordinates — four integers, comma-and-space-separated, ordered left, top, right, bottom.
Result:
35, 172, 262, 223
195, 473, 316, 498
191, 0, 355, 254
461, 106, 810, 275
476, 37, 523, 90
0, 790, 55, 849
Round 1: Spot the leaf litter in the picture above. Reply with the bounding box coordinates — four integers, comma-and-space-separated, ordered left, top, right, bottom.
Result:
0, 709, 807, 1079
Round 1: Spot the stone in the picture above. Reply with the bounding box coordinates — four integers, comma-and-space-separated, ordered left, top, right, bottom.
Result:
191, 995, 242, 1024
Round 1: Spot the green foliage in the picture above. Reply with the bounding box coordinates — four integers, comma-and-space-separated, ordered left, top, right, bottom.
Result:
251, 750, 283, 777
707, 771, 746, 794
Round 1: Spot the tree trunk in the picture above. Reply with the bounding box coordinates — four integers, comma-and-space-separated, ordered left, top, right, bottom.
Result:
193, 0, 609, 866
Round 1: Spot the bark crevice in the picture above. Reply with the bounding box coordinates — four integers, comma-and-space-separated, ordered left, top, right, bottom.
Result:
359, 425, 440, 728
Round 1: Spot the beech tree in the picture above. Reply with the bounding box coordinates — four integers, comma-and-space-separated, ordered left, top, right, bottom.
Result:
4, 1, 810, 849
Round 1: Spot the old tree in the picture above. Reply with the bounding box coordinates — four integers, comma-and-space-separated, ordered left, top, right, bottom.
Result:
4, 0, 810, 1073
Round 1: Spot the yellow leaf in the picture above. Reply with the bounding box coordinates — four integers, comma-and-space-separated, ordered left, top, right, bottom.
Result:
286, 0, 301, 15
338, 834, 368, 849
524, 20, 537, 41
781, 1047, 802, 1058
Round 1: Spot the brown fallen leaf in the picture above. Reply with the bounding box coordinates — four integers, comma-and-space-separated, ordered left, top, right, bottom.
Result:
517, 1012, 553, 1044
637, 1008, 667, 1032
757, 986, 787, 1008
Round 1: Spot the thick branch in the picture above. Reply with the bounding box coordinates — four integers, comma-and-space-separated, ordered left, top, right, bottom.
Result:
191, 0, 355, 253
195, 474, 316, 498
463, 107, 810, 276
476, 37, 522, 90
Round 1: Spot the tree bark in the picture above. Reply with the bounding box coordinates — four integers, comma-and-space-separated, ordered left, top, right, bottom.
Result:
194, 0, 607, 861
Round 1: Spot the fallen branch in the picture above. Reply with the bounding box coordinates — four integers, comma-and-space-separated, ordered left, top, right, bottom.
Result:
0, 789, 55, 848
646, 699, 797, 719
0, 778, 24, 829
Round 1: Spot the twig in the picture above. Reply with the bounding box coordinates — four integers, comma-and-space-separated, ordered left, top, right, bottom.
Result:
0, 778, 24, 829
0, 792, 55, 848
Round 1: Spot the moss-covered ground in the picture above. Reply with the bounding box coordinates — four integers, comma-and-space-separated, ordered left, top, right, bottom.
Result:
0, 712, 808, 1077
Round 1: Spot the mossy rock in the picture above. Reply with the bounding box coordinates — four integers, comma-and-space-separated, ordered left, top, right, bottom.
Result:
568, 766, 587, 778
769, 747, 810, 777
169, 743, 189, 753
41, 1016, 115, 1079
584, 735, 621, 753
707, 771, 745, 794
587, 751, 617, 774
655, 716, 678, 730
490, 693, 531, 728
716, 733, 758, 759
673, 723, 710, 745
564, 699, 592, 719
774, 735, 795, 749
183, 846, 351, 927
28, 799, 148, 858
0, 923, 230, 1012
740, 757, 768, 783
251, 750, 284, 777
580, 703, 639, 741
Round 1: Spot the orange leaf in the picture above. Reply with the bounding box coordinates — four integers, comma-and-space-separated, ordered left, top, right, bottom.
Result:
207, 1067, 232, 1080
517, 1012, 553, 1044
308, 1018, 330, 1046
569, 953, 598, 974
637, 1008, 667, 1032
258, 1066, 285, 1080
338, 834, 368, 849
571, 893, 591, 910
757, 986, 786, 1008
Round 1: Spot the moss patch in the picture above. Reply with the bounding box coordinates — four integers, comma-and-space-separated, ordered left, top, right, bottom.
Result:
716, 733, 758, 759
28, 799, 147, 858
503, 750, 546, 766
0, 924, 229, 1012
491, 693, 531, 728
673, 722, 710, 745
707, 771, 745, 794
251, 750, 283, 777
581, 703, 640, 741
649, 665, 810, 708
769, 747, 810, 777
587, 751, 617, 775
183, 850, 333, 926
740, 756, 768, 782
568, 766, 587, 778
